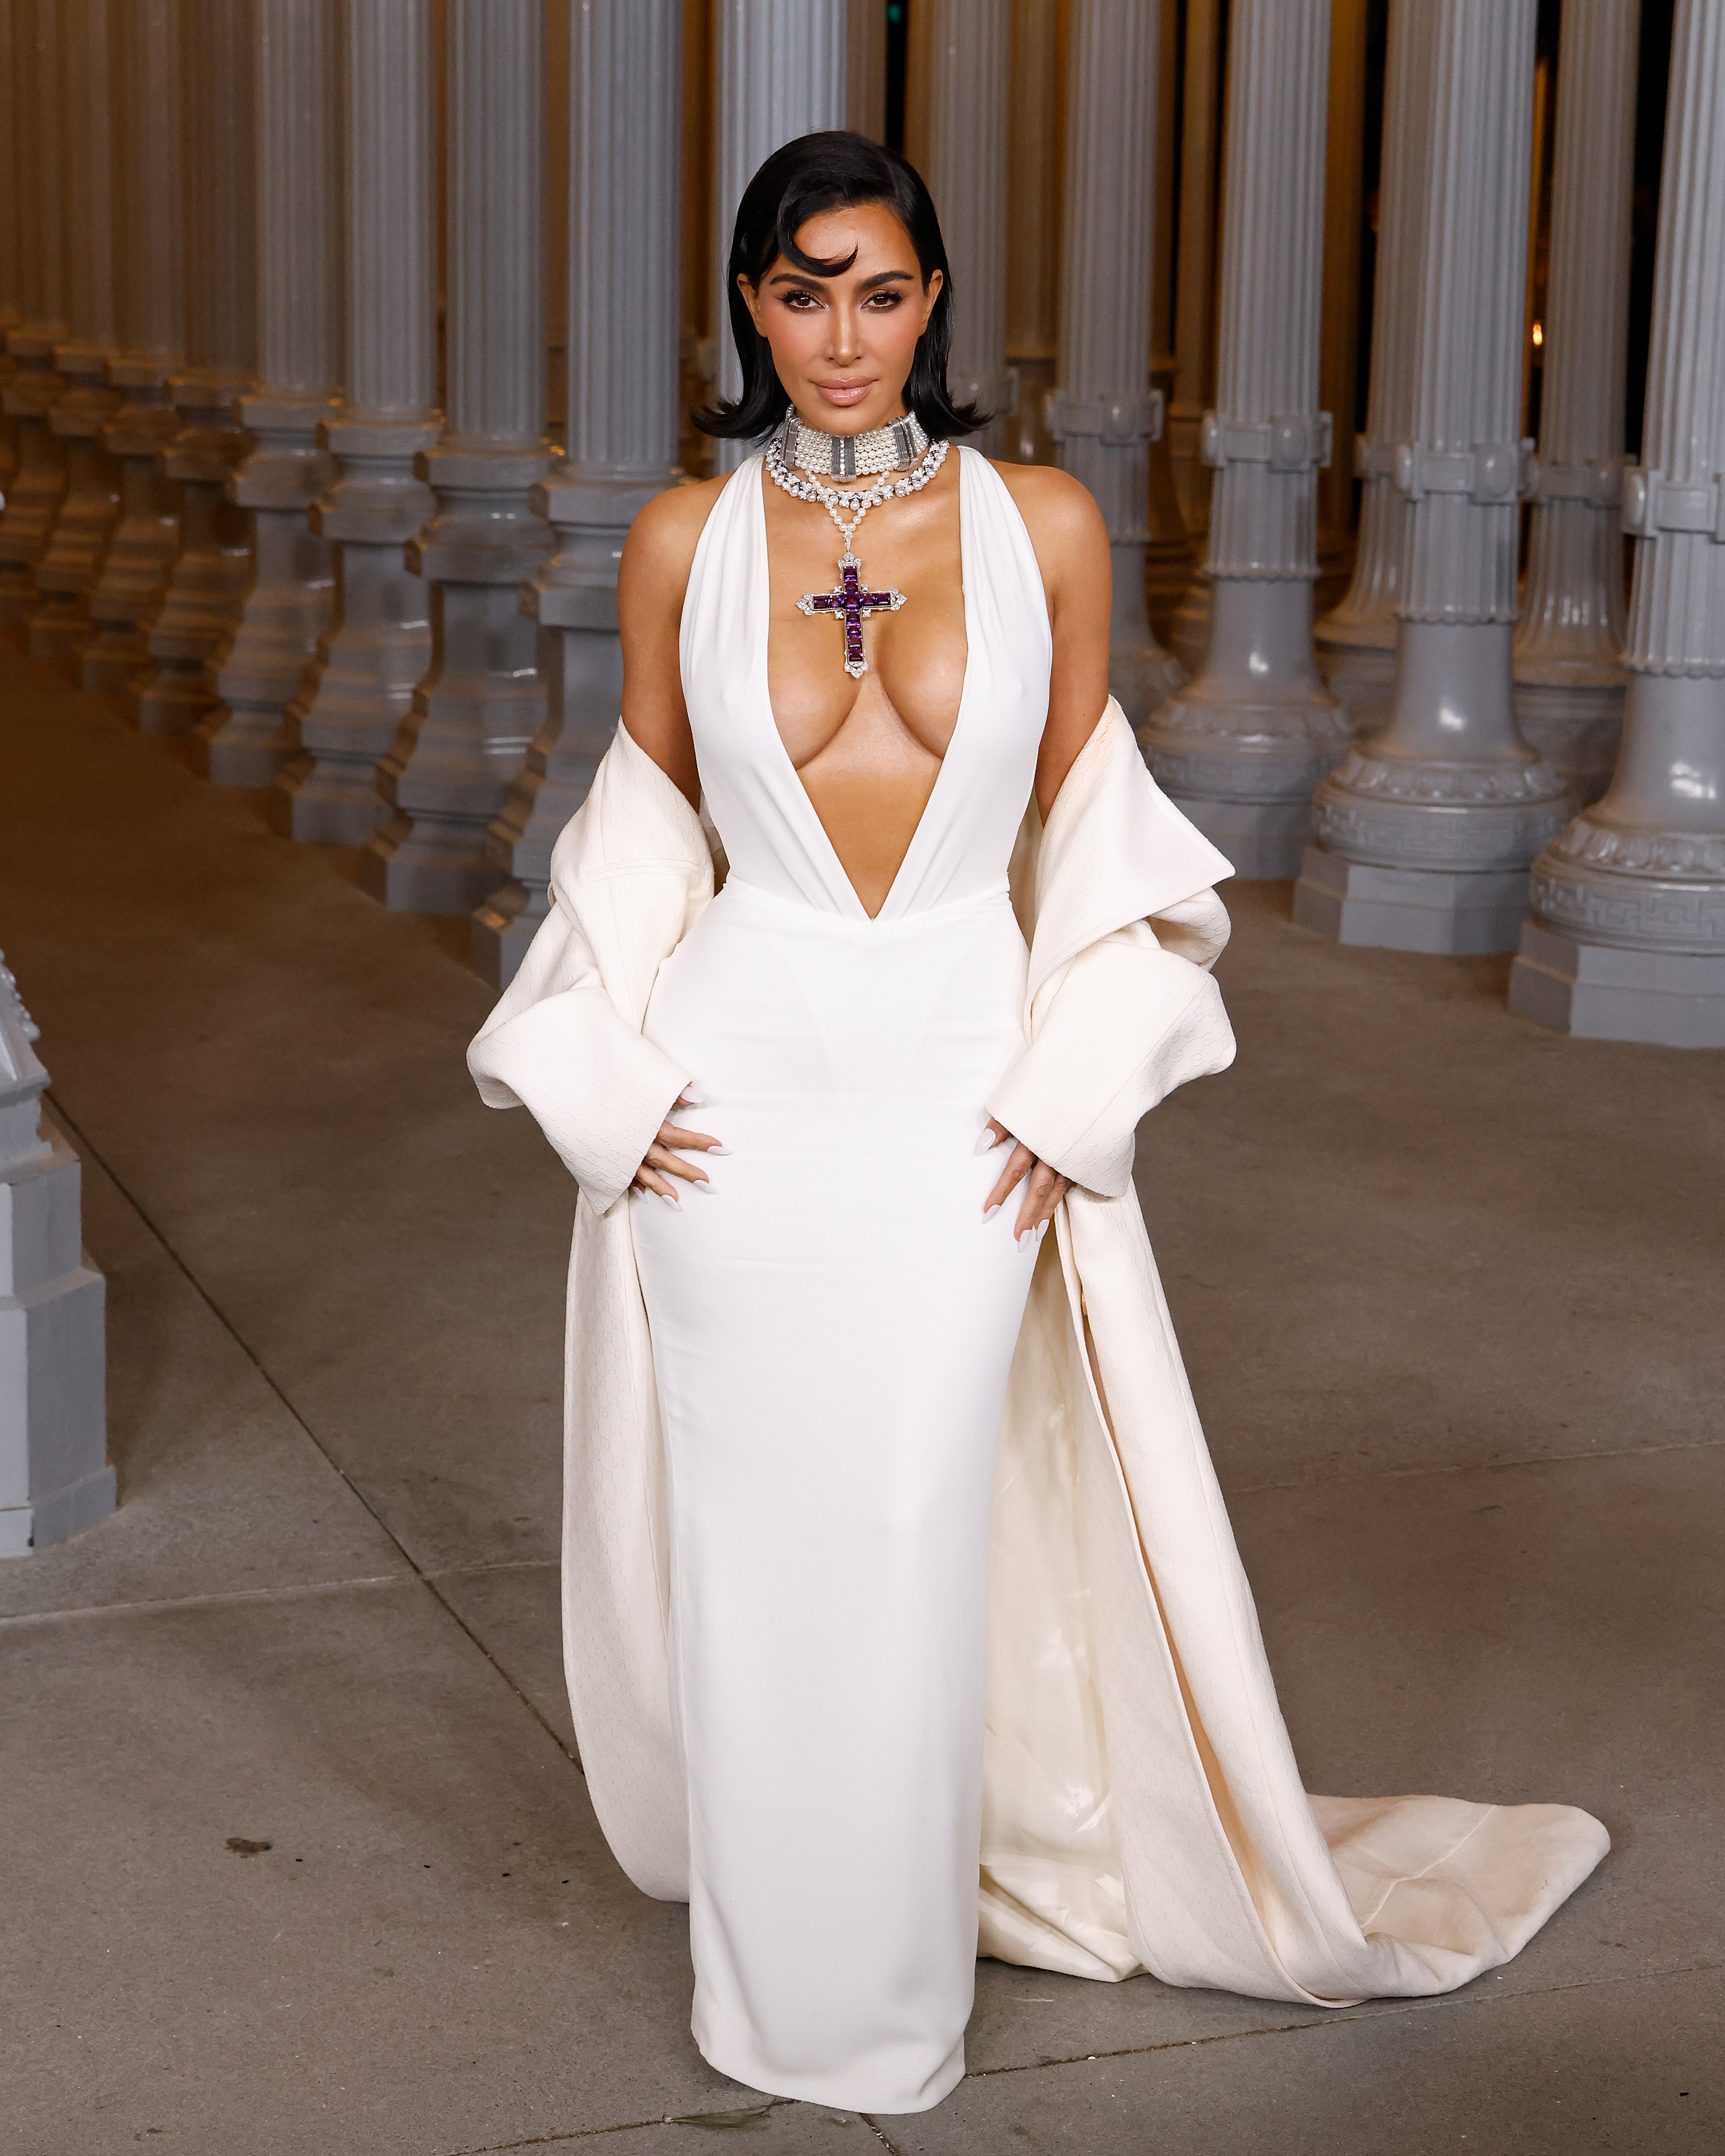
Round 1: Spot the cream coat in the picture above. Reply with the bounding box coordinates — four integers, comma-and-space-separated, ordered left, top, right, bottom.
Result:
470, 700, 1607, 2004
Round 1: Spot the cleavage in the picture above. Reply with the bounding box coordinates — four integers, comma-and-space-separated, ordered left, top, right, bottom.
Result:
765, 479, 969, 916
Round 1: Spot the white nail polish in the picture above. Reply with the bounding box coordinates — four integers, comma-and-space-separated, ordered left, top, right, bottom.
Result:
655, 1189, 679, 1207
680, 1086, 707, 1106
983, 1203, 1000, 1220
703, 1145, 732, 1157
691, 1178, 718, 1195
973, 1129, 998, 1156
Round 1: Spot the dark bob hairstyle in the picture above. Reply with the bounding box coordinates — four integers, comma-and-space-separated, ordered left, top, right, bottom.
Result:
694, 130, 985, 444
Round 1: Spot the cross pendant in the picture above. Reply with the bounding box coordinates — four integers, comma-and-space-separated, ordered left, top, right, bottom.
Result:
797, 551, 906, 679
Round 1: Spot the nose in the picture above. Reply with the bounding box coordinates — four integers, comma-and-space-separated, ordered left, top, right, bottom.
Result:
827, 299, 864, 367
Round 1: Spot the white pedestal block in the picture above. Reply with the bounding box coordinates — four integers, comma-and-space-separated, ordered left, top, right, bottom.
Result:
0, 1138, 111, 1558
1293, 846, 1533, 956
1, 958, 111, 1560
1508, 922, 1725, 1048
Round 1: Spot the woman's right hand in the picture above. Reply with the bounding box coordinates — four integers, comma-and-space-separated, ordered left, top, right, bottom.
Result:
631, 1091, 724, 1202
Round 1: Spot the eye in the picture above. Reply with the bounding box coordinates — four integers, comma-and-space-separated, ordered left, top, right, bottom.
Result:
864, 291, 903, 310
782, 290, 819, 310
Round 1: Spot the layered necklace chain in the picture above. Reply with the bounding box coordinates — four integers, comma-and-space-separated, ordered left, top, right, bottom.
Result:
764, 411, 949, 679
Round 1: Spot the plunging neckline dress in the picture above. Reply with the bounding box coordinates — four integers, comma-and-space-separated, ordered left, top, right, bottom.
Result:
630, 446, 1052, 2111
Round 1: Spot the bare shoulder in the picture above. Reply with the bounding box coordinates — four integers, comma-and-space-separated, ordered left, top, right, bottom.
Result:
622, 471, 731, 589
985, 458, 1108, 552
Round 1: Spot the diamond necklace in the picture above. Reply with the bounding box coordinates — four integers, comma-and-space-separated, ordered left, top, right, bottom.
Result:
764, 414, 949, 680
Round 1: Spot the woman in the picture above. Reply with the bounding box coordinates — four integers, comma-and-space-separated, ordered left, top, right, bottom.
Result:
470, 134, 1606, 2117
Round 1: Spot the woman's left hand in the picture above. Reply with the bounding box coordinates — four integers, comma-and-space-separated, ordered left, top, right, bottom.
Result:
979, 1120, 1073, 1245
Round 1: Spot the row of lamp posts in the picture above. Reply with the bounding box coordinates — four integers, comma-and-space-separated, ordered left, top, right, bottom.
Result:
0, 0, 1718, 1045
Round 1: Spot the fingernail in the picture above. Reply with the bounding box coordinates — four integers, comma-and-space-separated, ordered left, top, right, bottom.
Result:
973, 1130, 998, 1155
1036, 1219, 1049, 1240
691, 1178, 717, 1194
655, 1189, 679, 1207
703, 1145, 732, 1157
983, 1203, 1000, 1219
680, 1086, 707, 1106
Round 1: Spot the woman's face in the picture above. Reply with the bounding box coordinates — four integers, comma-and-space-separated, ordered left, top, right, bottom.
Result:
740, 201, 942, 435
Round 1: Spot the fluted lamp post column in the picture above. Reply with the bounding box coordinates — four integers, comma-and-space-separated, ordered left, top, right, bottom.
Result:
474, 0, 683, 988
1141, 0, 1349, 878
1049, 0, 1180, 723
134, 0, 257, 737
910, 0, 1015, 455
0, 0, 69, 634
1165, 0, 1220, 555
196, 0, 342, 786
273, 0, 437, 845
710, 1, 848, 477
1312, 0, 1430, 732
1509, 0, 1725, 1047
83, 0, 184, 695
0, 0, 18, 496
1294, 0, 1569, 955
28, 0, 122, 662
1512, 0, 1640, 806
361, 0, 552, 914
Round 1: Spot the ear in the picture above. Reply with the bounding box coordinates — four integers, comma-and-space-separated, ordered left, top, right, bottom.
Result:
737, 272, 769, 338
918, 267, 944, 337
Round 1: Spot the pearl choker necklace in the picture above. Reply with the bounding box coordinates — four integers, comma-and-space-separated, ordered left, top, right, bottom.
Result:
784, 410, 930, 482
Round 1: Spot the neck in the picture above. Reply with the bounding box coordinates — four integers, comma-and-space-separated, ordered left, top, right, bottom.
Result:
782, 405, 931, 482
787, 401, 911, 440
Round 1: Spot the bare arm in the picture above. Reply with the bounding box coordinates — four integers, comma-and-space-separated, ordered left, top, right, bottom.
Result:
976, 461, 1116, 1235
616, 475, 728, 810
614, 478, 730, 1196
991, 461, 1115, 819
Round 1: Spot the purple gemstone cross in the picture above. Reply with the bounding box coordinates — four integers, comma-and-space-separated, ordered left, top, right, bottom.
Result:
797, 551, 906, 679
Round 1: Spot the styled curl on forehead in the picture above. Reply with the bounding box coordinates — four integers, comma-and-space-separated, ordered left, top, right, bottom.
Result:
693, 129, 986, 445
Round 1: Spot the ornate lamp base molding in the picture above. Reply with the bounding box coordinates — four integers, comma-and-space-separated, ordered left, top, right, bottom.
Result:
1170, 797, 1317, 880
1314, 623, 1397, 735
1292, 845, 1535, 955
1508, 921, 1725, 1047
1140, 582, 1349, 879
1512, 672, 1625, 807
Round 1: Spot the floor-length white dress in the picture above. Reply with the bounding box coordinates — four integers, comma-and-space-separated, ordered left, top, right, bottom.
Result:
630, 446, 1049, 2110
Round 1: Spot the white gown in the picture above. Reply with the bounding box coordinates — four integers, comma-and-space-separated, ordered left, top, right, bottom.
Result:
468, 446, 1608, 2122
630, 447, 1051, 2110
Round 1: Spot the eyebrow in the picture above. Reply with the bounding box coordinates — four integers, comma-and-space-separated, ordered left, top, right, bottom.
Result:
767, 268, 916, 290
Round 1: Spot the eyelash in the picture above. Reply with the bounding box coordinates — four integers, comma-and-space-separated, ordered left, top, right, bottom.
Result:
782, 290, 903, 311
